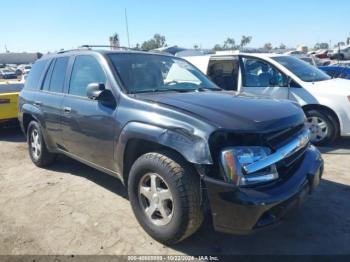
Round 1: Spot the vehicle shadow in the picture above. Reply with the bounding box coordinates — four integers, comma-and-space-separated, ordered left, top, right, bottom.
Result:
0, 124, 26, 142
318, 137, 350, 154
49, 154, 128, 200
172, 178, 350, 255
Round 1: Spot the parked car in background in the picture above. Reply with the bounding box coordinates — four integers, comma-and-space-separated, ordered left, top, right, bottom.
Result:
284, 50, 305, 55
331, 61, 350, 68
319, 66, 350, 80
0, 69, 17, 79
17, 64, 32, 75
292, 54, 330, 67
328, 45, 350, 60
315, 49, 330, 59
294, 55, 317, 66
18, 48, 323, 244
0, 83, 23, 124
185, 53, 350, 145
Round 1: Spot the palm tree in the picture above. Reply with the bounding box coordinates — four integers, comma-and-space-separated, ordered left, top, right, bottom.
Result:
109, 33, 120, 49
240, 36, 252, 48
223, 38, 236, 50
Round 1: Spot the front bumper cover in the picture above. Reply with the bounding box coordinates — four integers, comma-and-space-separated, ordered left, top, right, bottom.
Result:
204, 145, 323, 234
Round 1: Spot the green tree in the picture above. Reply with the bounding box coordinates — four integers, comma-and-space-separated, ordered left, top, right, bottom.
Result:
240, 35, 252, 48
223, 38, 236, 50
141, 34, 167, 51
264, 42, 273, 50
279, 43, 286, 49
193, 44, 199, 50
347, 37, 350, 45
213, 44, 223, 51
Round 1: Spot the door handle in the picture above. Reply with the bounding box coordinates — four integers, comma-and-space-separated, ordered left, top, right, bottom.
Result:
63, 107, 71, 113
33, 101, 42, 107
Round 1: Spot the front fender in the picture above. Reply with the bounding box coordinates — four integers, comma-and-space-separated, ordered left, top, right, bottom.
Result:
115, 121, 213, 175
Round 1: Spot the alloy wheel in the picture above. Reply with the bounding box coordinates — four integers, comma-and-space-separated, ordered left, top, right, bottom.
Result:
306, 116, 329, 143
30, 129, 41, 160
138, 173, 174, 226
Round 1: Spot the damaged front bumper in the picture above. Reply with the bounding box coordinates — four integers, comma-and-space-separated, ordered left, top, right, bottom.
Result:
203, 145, 323, 234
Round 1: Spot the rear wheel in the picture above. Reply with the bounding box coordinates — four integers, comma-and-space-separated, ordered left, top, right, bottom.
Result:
128, 151, 203, 245
27, 121, 56, 167
304, 109, 338, 146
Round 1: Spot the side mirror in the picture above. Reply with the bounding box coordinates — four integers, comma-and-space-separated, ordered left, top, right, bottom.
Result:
87, 83, 105, 100
87, 83, 116, 108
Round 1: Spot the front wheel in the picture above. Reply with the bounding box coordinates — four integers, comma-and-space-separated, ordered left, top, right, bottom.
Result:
128, 151, 204, 245
305, 109, 338, 146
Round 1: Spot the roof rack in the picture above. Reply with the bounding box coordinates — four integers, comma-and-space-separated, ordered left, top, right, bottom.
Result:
57, 45, 141, 54
57, 46, 89, 54
79, 45, 139, 51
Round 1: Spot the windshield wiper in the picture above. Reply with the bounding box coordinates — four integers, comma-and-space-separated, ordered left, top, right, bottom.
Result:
130, 88, 195, 94
130, 86, 222, 94
194, 87, 222, 92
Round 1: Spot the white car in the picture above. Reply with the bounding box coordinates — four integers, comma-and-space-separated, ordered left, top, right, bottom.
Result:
328, 45, 350, 60
184, 53, 350, 145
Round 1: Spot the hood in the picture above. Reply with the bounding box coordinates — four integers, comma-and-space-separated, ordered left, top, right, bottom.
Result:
307, 78, 350, 95
135, 91, 305, 132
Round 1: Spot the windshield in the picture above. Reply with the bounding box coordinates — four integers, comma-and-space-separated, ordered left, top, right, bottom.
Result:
108, 53, 219, 93
272, 56, 331, 82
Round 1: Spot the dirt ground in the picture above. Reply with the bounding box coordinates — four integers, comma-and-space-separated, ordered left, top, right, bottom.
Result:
0, 126, 349, 255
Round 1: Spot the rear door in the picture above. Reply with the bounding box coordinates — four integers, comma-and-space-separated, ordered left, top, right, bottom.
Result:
239, 56, 290, 99
38, 56, 69, 148
60, 54, 116, 171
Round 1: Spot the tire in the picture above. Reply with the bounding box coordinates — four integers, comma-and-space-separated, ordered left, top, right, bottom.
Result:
27, 121, 56, 167
304, 109, 338, 146
128, 151, 204, 245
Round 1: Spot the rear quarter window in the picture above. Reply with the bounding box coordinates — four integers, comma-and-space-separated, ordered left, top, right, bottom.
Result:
49, 57, 69, 93
24, 60, 49, 90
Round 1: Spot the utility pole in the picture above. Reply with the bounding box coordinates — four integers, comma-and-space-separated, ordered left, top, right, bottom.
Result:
125, 8, 131, 48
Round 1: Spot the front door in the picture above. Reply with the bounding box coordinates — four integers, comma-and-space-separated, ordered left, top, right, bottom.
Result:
61, 55, 117, 171
239, 56, 290, 100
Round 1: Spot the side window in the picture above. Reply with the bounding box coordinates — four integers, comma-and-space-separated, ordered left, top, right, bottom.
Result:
69, 55, 107, 97
24, 60, 49, 90
42, 59, 56, 91
49, 57, 69, 93
242, 58, 288, 87
208, 59, 239, 90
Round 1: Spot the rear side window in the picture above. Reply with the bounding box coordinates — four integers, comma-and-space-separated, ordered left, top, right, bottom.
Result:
24, 60, 49, 90
69, 55, 107, 97
42, 60, 56, 91
49, 57, 69, 93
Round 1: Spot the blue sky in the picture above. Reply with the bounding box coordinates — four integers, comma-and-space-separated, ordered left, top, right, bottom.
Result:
1, 0, 349, 53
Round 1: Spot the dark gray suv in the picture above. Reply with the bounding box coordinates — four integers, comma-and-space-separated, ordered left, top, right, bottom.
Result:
19, 48, 323, 244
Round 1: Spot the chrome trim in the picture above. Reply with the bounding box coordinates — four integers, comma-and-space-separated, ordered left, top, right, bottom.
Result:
241, 172, 279, 185
243, 129, 309, 174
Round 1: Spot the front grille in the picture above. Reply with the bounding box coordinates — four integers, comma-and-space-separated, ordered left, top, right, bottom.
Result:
263, 124, 304, 149
264, 124, 308, 180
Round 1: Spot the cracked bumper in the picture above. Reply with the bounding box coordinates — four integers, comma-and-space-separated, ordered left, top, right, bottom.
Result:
204, 145, 323, 234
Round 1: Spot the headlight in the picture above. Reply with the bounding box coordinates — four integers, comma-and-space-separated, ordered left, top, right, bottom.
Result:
220, 146, 278, 186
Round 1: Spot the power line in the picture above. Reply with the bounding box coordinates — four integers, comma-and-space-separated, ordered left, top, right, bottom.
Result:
125, 8, 130, 48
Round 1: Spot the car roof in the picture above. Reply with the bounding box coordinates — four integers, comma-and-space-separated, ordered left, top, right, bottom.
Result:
38, 48, 175, 61
208, 52, 287, 59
